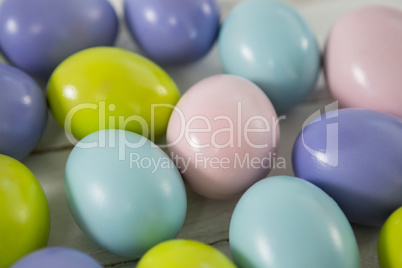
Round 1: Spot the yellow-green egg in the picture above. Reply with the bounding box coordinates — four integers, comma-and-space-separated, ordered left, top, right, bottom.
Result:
0, 155, 50, 267
378, 207, 402, 268
47, 47, 180, 141
137, 239, 236, 268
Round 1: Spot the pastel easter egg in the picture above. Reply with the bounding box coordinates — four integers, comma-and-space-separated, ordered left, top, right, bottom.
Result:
0, 155, 50, 267
325, 6, 402, 118
11, 247, 101, 268
219, 0, 320, 113
293, 108, 402, 226
167, 75, 279, 200
137, 239, 236, 268
47, 47, 180, 141
378, 207, 402, 268
0, 0, 118, 77
124, 0, 220, 65
65, 130, 187, 257
230, 176, 360, 268
0, 63, 47, 160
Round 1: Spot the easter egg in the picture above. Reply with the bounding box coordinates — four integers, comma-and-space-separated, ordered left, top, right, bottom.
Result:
137, 239, 236, 268
11, 247, 101, 268
325, 6, 402, 118
0, 155, 50, 268
378, 207, 402, 268
292, 108, 402, 226
218, 0, 320, 113
229, 176, 360, 268
47, 47, 180, 141
0, 63, 47, 160
65, 129, 187, 257
166, 75, 279, 200
0, 0, 118, 77
124, 0, 220, 65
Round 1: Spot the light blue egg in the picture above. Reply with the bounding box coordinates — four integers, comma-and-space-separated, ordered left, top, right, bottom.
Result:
218, 0, 320, 113
229, 176, 360, 268
65, 130, 187, 258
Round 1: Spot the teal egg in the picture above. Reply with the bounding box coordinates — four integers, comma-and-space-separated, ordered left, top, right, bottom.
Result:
218, 0, 320, 113
65, 130, 187, 258
229, 176, 360, 268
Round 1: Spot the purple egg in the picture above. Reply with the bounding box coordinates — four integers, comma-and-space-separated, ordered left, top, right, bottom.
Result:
11, 247, 101, 268
124, 0, 220, 65
292, 108, 402, 226
0, 0, 118, 77
0, 63, 47, 160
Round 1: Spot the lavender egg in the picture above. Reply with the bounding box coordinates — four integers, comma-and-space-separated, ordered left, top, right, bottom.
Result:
0, 0, 118, 77
11, 247, 101, 268
292, 108, 402, 226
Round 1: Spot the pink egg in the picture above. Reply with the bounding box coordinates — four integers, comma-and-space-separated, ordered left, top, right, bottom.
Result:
166, 75, 279, 200
325, 6, 402, 117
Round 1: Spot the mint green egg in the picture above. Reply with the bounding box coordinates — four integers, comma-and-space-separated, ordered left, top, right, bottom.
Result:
65, 130, 187, 258
219, 0, 320, 113
229, 176, 360, 268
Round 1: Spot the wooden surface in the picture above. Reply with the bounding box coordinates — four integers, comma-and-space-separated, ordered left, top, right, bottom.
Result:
4, 0, 402, 267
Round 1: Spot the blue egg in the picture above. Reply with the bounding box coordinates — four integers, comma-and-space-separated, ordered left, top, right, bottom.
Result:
230, 176, 360, 268
11, 247, 101, 268
65, 130, 187, 258
0, 0, 118, 77
124, 0, 220, 65
293, 108, 402, 226
218, 0, 320, 113
0, 63, 47, 160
